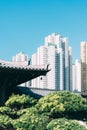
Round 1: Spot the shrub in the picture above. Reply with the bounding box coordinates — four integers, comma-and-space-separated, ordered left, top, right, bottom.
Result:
17, 107, 38, 117
47, 118, 87, 130
13, 109, 50, 130
0, 114, 13, 128
5, 94, 37, 110
0, 106, 17, 119
36, 91, 87, 119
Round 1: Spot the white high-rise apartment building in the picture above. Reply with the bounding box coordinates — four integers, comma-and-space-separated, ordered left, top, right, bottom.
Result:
32, 46, 48, 88
81, 41, 87, 94
72, 60, 81, 92
57, 48, 64, 90
32, 33, 72, 90
12, 52, 30, 87
12, 52, 30, 66
68, 46, 72, 91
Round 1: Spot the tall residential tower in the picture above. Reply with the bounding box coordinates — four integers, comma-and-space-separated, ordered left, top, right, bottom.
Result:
81, 42, 87, 95
32, 33, 72, 90
72, 60, 81, 92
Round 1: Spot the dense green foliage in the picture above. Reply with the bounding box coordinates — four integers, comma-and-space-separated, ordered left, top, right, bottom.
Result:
17, 107, 38, 117
0, 91, 87, 129
0, 114, 13, 128
5, 94, 37, 110
14, 107, 50, 130
47, 118, 87, 130
36, 91, 87, 119
13, 112, 50, 130
0, 106, 17, 118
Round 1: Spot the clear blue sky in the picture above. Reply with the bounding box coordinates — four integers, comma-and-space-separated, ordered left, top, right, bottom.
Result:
0, 0, 87, 62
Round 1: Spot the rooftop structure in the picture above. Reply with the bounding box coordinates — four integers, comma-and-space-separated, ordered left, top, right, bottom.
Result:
0, 59, 49, 106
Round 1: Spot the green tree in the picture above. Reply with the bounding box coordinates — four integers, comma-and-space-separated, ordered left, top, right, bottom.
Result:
13, 107, 50, 130
0, 106, 17, 119
36, 91, 87, 119
17, 107, 38, 117
5, 94, 37, 110
47, 118, 87, 130
0, 114, 13, 129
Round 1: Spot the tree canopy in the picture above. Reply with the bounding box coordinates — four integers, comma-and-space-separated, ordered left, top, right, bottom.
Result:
5, 94, 37, 110
0, 91, 87, 129
36, 91, 87, 119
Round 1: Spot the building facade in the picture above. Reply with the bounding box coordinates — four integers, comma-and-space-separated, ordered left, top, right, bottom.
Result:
68, 46, 72, 91
12, 52, 30, 66
72, 60, 81, 92
81, 42, 87, 94
12, 52, 31, 87
32, 33, 72, 90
